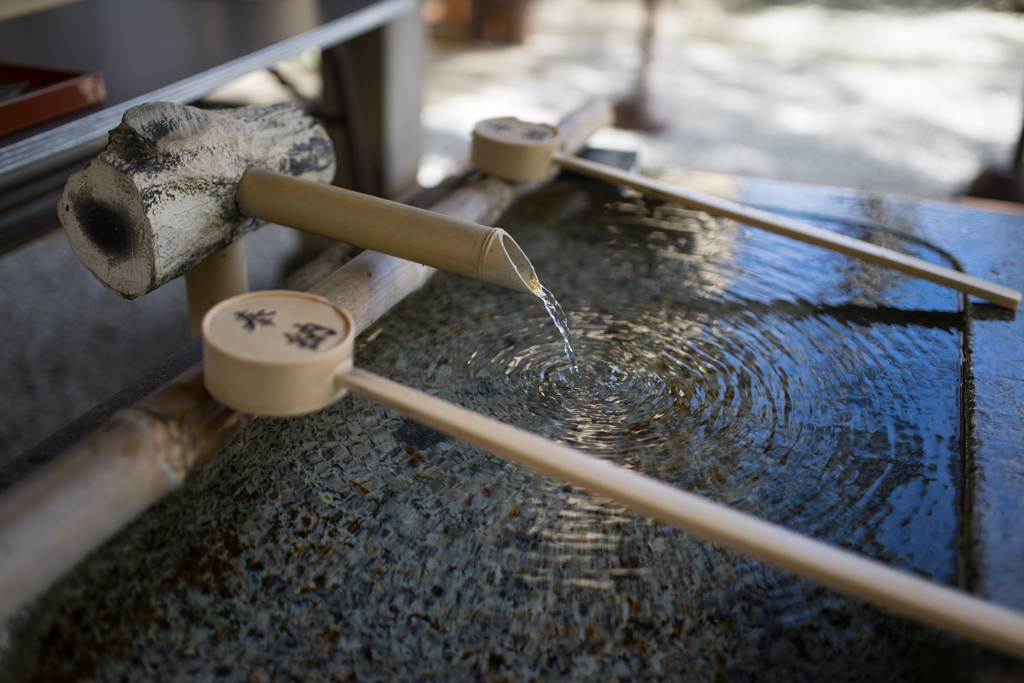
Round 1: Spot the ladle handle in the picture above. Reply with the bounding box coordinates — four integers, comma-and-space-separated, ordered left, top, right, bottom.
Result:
552, 152, 1022, 310
336, 365, 1024, 659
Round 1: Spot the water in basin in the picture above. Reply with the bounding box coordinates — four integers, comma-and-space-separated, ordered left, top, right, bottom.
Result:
1, 177, 969, 681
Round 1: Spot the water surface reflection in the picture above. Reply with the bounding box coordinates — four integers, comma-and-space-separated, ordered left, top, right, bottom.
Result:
3, 178, 969, 682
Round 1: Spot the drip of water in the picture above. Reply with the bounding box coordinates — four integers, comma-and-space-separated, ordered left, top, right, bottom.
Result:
538, 285, 579, 376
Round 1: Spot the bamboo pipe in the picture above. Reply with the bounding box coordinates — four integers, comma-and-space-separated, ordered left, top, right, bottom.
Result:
554, 100, 617, 159
309, 250, 436, 334
236, 168, 541, 296
551, 152, 1021, 310
336, 365, 1024, 660
0, 368, 249, 622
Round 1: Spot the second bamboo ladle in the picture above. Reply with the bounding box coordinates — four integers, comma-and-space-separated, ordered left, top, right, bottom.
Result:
470, 116, 1022, 310
203, 290, 1024, 659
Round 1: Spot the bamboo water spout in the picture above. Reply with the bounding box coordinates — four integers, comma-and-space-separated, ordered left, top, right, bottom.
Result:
199, 290, 1024, 661
235, 168, 540, 295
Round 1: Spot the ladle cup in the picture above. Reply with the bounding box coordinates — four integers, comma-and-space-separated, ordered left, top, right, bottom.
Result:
202, 290, 1024, 660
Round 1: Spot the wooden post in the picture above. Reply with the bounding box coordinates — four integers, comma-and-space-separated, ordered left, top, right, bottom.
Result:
185, 238, 249, 338
58, 102, 335, 300
325, 8, 424, 199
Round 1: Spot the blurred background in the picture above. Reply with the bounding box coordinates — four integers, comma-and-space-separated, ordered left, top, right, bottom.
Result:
419, 0, 1024, 199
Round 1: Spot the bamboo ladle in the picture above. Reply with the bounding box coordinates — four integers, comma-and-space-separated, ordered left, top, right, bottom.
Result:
471, 116, 1022, 310
203, 290, 1024, 659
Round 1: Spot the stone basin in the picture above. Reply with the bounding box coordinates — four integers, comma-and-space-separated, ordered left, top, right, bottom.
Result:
2, 170, 1022, 681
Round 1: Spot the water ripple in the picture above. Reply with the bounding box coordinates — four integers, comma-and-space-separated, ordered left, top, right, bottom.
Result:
353, 177, 964, 648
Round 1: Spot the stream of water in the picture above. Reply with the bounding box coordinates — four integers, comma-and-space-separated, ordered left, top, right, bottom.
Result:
537, 284, 579, 376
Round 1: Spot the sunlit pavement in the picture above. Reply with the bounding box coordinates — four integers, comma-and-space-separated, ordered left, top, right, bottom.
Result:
421, 0, 1024, 199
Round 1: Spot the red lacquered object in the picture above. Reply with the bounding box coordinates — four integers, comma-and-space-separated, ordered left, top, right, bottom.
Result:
0, 63, 106, 137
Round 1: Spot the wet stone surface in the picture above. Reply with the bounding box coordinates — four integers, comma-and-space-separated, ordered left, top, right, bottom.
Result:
1, 177, 976, 680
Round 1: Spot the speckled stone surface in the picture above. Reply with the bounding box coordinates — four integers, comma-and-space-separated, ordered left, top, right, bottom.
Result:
4, 174, 1019, 681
